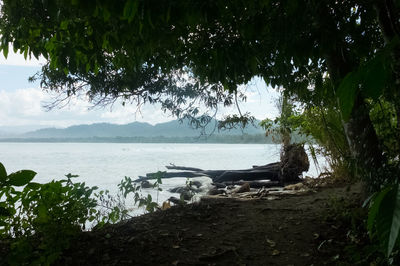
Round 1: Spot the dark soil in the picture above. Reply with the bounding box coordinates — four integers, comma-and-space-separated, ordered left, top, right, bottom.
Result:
56, 182, 364, 266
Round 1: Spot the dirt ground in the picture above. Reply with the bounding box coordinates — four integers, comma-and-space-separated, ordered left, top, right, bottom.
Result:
55, 182, 364, 266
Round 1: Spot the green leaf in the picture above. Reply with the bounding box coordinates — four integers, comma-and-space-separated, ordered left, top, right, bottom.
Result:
36, 204, 49, 223
2, 45, 8, 59
361, 55, 387, 100
0, 206, 12, 217
336, 71, 358, 120
7, 170, 36, 186
368, 186, 391, 233
60, 20, 69, 30
0, 162, 7, 184
375, 184, 400, 257
388, 185, 400, 256
23, 47, 29, 60
103, 7, 111, 21
26, 182, 41, 190
123, 0, 139, 23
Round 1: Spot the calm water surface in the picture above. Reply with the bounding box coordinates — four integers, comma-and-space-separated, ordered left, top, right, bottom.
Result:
0, 143, 326, 206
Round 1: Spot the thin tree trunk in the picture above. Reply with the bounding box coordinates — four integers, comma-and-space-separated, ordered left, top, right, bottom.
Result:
325, 48, 385, 175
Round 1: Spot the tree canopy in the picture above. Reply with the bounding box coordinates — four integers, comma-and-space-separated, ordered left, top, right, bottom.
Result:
0, 1, 385, 102
0, 0, 399, 176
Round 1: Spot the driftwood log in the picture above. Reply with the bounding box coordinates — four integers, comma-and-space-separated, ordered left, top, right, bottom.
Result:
134, 144, 310, 188
134, 162, 286, 187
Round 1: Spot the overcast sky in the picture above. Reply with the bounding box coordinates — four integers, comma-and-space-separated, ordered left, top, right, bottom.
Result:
0, 50, 280, 129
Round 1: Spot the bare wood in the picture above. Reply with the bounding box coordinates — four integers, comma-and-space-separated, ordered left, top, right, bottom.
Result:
165, 164, 204, 171
214, 170, 281, 183
222, 180, 282, 188
135, 161, 284, 184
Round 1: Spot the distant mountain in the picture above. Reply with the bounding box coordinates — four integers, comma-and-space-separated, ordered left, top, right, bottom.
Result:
20, 119, 265, 139
0, 125, 49, 135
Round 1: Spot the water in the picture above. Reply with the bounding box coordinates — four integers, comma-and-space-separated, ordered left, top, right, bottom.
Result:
0, 143, 326, 210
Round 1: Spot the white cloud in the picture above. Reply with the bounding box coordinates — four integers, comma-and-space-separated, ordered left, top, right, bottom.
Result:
0, 87, 174, 127
0, 49, 47, 66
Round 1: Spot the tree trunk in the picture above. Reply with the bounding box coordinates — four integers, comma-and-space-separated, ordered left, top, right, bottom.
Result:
325, 49, 385, 175
343, 94, 385, 170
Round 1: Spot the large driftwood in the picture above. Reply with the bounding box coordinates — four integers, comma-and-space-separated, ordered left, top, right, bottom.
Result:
136, 144, 308, 187
213, 170, 280, 183
135, 162, 282, 184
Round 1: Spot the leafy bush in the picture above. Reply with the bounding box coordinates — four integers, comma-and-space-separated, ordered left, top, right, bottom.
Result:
0, 163, 98, 265
0, 162, 162, 265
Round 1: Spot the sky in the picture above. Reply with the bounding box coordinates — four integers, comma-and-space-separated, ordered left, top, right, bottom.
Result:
0, 50, 280, 131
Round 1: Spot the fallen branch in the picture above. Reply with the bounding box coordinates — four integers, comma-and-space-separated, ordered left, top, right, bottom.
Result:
165, 164, 204, 171
214, 169, 281, 183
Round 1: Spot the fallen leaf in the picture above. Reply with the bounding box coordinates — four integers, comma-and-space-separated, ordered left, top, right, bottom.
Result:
266, 238, 276, 247
161, 201, 171, 210
172, 245, 180, 249
272, 249, 280, 256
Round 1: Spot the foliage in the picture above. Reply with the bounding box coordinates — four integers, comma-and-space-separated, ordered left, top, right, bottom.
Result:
0, 0, 386, 129
369, 99, 400, 162
218, 113, 255, 132
367, 184, 400, 259
0, 162, 163, 264
336, 46, 394, 120
0, 0, 395, 179
262, 90, 354, 181
320, 193, 390, 265
297, 106, 354, 181
0, 164, 98, 265
260, 94, 300, 145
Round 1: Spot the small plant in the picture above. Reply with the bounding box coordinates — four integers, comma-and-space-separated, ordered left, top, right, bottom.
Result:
118, 175, 161, 213
181, 178, 197, 203
93, 188, 131, 227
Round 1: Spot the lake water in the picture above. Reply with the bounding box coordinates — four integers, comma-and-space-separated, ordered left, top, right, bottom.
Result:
0, 143, 327, 210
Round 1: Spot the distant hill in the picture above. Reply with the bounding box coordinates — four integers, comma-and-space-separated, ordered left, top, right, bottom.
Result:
0, 125, 49, 136
20, 119, 265, 139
